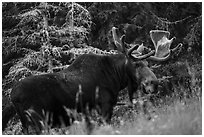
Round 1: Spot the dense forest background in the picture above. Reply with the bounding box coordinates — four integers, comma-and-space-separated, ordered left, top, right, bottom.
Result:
2, 2, 202, 135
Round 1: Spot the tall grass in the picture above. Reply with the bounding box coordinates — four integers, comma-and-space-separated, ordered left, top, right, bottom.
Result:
113, 98, 201, 135
3, 89, 201, 135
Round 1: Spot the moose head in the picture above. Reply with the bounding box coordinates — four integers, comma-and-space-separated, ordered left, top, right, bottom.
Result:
111, 26, 183, 104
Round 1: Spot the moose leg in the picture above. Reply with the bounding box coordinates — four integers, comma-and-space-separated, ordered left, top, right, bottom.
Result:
101, 103, 113, 123
20, 115, 29, 134
142, 100, 152, 120
100, 91, 114, 124
127, 86, 134, 108
137, 88, 152, 120
14, 104, 29, 134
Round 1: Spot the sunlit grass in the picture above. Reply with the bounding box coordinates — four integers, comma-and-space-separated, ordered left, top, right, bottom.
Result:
114, 98, 201, 135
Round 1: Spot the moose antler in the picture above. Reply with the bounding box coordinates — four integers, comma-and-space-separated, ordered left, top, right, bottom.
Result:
112, 27, 124, 52
112, 27, 183, 62
121, 36, 155, 61
112, 26, 155, 61
148, 30, 183, 61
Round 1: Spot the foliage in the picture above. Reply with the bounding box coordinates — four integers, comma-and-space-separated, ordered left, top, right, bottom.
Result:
88, 2, 201, 52
2, 2, 93, 91
2, 2, 92, 63
184, 16, 202, 53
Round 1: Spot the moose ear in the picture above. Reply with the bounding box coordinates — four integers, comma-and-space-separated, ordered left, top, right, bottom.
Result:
135, 43, 145, 54
130, 43, 144, 58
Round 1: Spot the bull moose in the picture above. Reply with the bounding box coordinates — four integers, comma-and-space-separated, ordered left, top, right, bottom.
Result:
2, 26, 182, 134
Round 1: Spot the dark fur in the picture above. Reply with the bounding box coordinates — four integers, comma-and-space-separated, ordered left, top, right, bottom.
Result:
2, 53, 157, 133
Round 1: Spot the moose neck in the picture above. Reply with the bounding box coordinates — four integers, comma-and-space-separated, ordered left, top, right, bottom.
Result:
108, 54, 129, 91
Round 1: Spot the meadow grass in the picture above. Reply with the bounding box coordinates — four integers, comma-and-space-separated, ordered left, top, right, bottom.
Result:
3, 92, 201, 135
113, 98, 202, 135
